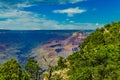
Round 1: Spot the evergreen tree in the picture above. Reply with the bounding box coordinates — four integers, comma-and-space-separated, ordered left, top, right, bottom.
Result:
67, 21, 120, 80
54, 21, 120, 80
25, 58, 41, 80
0, 59, 25, 80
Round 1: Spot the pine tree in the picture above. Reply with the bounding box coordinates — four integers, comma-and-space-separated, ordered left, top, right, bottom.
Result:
0, 59, 23, 80
25, 58, 41, 80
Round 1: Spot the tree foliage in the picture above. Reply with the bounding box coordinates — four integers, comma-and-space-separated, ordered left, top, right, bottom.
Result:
0, 58, 30, 80
54, 57, 67, 70
25, 58, 41, 80
54, 21, 120, 80
0, 58, 41, 80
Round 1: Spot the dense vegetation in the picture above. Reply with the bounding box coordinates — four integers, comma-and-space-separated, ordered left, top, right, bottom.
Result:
54, 21, 120, 80
0, 58, 41, 80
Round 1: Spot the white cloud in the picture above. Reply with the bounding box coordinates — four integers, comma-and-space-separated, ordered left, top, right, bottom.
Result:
0, 9, 62, 30
0, 9, 102, 30
0, 1, 35, 9
16, 3, 33, 8
0, 9, 58, 30
0, 9, 33, 18
53, 7, 86, 17
95, 23, 99, 26
0, 0, 86, 9
0, 0, 100, 30
70, 21, 74, 23
58, 23, 103, 30
69, 0, 86, 4
58, 0, 86, 4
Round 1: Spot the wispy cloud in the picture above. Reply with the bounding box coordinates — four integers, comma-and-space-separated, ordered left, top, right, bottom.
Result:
0, 1, 34, 9
53, 7, 86, 17
0, 0, 101, 30
0, 9, 31, 18
69, 0, 86, 4
0, 9, 102, 30
56, 0, 86, 4
0, 0, 86, 9
0, 7, 100, 30
0, 9, 58, 30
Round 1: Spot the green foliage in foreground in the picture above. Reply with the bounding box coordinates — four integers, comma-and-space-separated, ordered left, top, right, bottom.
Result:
0, 58, 41, 80
54, 21, 120, 80
67, 21, 120, 80
25, 58, 41, 80
0, 58, 29, 80
54, 57, 67, 70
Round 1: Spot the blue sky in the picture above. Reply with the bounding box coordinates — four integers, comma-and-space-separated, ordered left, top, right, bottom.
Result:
0, 0, 120, 30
